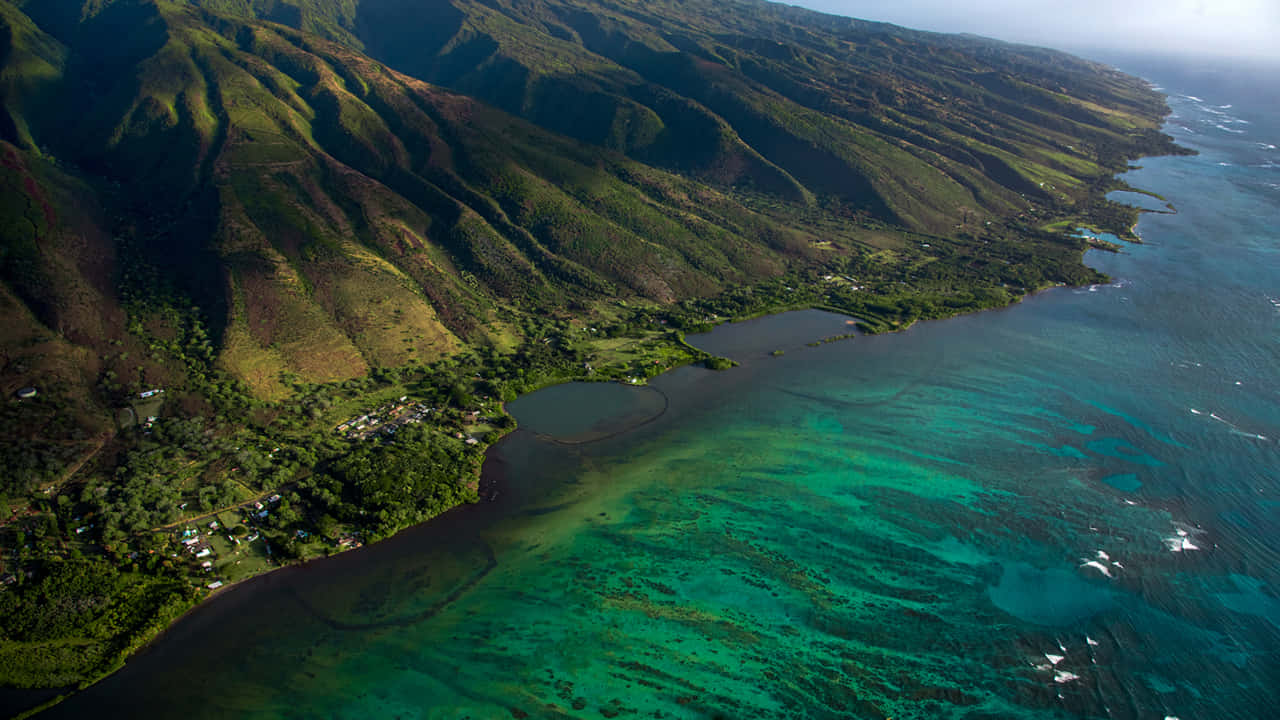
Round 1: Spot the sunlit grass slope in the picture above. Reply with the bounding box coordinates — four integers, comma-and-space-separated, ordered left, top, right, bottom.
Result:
5, 0, 849, 393
179, 0, 1181, 234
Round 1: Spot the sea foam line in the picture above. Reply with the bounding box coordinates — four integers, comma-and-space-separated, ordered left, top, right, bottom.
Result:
1207, 411, 1270, 441
1189, 408, 1270, 442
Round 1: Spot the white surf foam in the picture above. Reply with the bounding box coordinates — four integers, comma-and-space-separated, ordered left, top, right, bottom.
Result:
1164, 523, 1205, 553
1080, 560, 1113, 577
1165, 536, 1201, 552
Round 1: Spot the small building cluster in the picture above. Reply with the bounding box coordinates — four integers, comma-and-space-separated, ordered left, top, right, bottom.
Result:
335, 396, 434, 440
180, 528, 215, 560
245, 494, 282, 522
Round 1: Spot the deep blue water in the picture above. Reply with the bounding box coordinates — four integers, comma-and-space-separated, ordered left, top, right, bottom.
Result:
38, 55, 1280, 719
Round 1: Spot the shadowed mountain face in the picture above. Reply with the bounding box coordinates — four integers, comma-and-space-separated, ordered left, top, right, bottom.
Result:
1, 0, 1176, 398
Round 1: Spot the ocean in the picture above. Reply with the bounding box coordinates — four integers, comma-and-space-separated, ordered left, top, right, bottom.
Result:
39, 54, 1280, 719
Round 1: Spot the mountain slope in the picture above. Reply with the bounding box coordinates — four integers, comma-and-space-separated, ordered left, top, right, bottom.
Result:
1, 0, 1181, 398
0, 0, 1183, 491
5, 0, 832, 394
171, 0, 1182, 232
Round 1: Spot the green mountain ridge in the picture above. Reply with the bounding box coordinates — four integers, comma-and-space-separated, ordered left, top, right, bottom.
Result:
5, 0, 821, 391
0, 0, 1183, 398
0, 0, 1189, 698
176, 0, 1181, 225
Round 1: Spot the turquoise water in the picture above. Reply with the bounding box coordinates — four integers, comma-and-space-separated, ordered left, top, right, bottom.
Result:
44, 60, 1280, 719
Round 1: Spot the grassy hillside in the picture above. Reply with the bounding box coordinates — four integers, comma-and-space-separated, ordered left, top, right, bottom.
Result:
2, 0, 1184, 399
0, 0, 1187, 698
7, 0, 837, 381
169, 0, 1185, 232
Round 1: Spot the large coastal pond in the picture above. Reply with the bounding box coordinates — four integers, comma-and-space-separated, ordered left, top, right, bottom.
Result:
39, 58, 1280, 719
503, 381, 668, 444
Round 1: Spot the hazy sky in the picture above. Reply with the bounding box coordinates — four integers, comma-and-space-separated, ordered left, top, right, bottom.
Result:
789, 0, 1280, 62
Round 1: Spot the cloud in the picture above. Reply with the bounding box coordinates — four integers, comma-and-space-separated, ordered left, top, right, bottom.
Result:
789, 0, 1280, 61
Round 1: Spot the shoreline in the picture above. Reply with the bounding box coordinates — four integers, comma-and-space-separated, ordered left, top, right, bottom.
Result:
7, 276, 1135, 719
7, 277, 1130, 719
7, 112, 1184, 719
